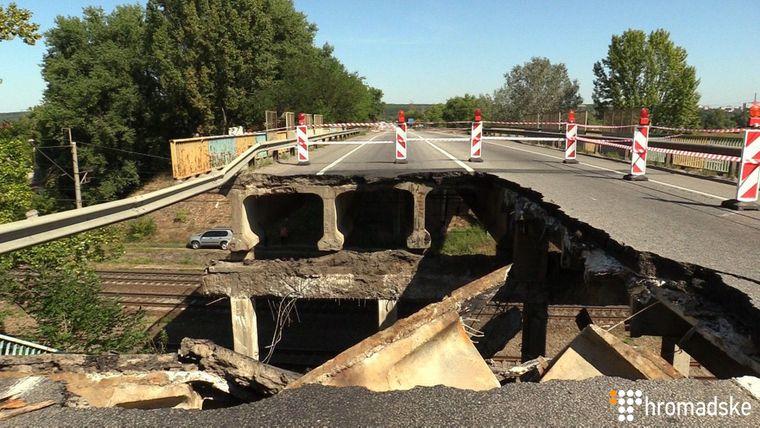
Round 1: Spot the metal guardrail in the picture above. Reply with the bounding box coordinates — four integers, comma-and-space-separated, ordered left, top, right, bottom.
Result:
0, 129, 360, 254
0, 333, 58, 356
482, 126, 742, 178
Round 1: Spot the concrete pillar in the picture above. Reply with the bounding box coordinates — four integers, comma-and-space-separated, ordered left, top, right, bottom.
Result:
230, 295, 259, 360
227, 190, 259, 255
514, 210, 548, 362
661, 336, 691, 377
377, 299, 398, 331
396, 183, 431, 250
317, 189, 345, 251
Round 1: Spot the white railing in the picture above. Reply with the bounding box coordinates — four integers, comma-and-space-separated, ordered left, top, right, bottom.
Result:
0, 333, 58, 356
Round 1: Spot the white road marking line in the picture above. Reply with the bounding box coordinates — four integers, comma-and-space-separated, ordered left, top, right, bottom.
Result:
410, 130, 474, 173
486, 140, 728, 201
316, 132, 382, 175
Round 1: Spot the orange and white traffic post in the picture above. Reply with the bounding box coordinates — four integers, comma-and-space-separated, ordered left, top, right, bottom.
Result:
563, 110, 579, 164
623, 108, 650, 181
296, 112, 310, 165
469, 108, 483, 162
395, 110, 408, 164
722, 102, 760, 210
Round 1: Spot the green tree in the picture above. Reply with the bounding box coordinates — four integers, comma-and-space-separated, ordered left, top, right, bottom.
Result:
0, 130, 146, 352
33, 5, 158, 206
146, 0, 317, 135
493, 57, 582, 120
0, 2, 40, 45
1, 2, 41, 84
423, 104, 444, 122
476, 94, 496, 121
32, 1, 386, 206
259, 43, 384, 122
592, 29, 700, 127
442, 94, 479, 122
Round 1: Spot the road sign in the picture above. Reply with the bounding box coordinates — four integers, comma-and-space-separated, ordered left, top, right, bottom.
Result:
624, 108, 650, 181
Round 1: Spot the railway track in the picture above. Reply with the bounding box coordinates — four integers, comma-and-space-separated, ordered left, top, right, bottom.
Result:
96, 269, 633, 322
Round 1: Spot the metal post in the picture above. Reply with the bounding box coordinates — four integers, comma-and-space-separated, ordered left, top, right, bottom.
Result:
67, 128, 83, 209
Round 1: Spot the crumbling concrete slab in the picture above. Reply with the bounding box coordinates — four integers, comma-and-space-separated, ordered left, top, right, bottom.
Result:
288, 266, 511, 392
179, 338, 299, 398
51, 371, 207, 409
203, 250, 504, 300
630, 283, 760, 378
541, 324, 683, 382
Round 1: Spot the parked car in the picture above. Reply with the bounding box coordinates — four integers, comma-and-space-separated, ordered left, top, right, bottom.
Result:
187, 228, 233, 250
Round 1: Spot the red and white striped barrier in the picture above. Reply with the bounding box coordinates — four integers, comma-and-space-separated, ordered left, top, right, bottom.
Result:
296, 113, 309, 165
470, 109, 483, 162
652, 125, 743, 134
486, 136, 564, 142
485, 120, 565, 127
623, 109, 650, 181
648, 147, 740, 162
319, 122, 382, 127
563, 111, 578, 164
722, 104, 760, 210
395, 111, 408, 164
576, 136, 632, 151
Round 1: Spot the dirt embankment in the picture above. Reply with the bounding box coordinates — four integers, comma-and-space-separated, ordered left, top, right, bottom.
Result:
131, 174, 231, 245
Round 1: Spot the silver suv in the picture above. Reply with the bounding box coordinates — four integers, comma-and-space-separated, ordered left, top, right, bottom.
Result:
187, 228, 233, 250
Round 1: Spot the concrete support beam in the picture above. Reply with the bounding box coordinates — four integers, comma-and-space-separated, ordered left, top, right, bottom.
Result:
377, 299, 398, 331
513, 210, 548, 362
315, 188, 345, 251
230, 295, 259, 360
661, 336, 691, 377
395, 183, 431, 250
228, 189, 259, 254
630, 298, 757, 377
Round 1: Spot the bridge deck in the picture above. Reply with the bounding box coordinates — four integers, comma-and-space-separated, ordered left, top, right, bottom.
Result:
256, 129, 760, 298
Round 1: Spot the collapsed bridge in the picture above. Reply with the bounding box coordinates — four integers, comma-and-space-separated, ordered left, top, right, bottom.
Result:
198, 172, 759, 381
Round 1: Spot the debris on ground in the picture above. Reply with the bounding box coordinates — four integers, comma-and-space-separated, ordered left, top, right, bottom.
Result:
0, 343, 299, 410
178, 338, 300, 399
488, 356, 550, 383
541, 324, 683, 382
288, 266, 511, 392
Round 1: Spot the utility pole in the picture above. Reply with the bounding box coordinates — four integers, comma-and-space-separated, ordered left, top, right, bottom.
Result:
66, 128, 83, 209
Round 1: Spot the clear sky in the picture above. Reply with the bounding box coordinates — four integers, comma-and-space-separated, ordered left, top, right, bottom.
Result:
1, 0, 758, 112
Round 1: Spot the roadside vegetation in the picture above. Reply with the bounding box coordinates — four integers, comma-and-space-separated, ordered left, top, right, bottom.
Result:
0, 126, 148, 352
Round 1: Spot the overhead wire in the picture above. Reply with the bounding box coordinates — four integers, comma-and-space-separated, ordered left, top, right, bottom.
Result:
76, 142, 171, 161
33, 146, 75, 181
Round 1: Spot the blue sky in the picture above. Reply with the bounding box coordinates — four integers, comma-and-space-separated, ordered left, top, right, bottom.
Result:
0, 0, 758, 112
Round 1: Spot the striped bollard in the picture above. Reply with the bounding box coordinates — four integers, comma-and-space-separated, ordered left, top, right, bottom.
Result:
297, 112, 310, 165
722, 103, 760, 210
563, 110, 578, 164
395, 110, 408, 164
623, 108, 650, 181
469, 108, 483, 162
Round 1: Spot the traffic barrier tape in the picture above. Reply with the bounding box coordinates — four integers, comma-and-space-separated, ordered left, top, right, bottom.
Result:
576, 136, 741, 162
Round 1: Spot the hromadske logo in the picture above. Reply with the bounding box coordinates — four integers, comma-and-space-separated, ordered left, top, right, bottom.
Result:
609, 388, 752, 422
609, 389, 642, 422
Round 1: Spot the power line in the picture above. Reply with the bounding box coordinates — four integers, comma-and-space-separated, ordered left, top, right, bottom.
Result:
77, 142, 171, 161
33, 146, 75, 181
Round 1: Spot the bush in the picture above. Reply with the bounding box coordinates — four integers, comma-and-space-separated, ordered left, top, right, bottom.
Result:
125, 216, 157, 242
0, 228, 147, 352
173, 209, 189, 223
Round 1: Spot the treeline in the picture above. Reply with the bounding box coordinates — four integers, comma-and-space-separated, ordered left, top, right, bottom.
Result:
426, 29, 707, 129
29, 0, 383, 207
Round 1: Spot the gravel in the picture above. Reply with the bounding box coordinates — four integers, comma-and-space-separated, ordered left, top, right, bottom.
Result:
8, 377, 759, 427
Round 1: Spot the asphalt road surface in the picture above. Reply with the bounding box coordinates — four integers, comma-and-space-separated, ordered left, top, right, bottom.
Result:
257, 128, 760, 288
11, 380, 759, 427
